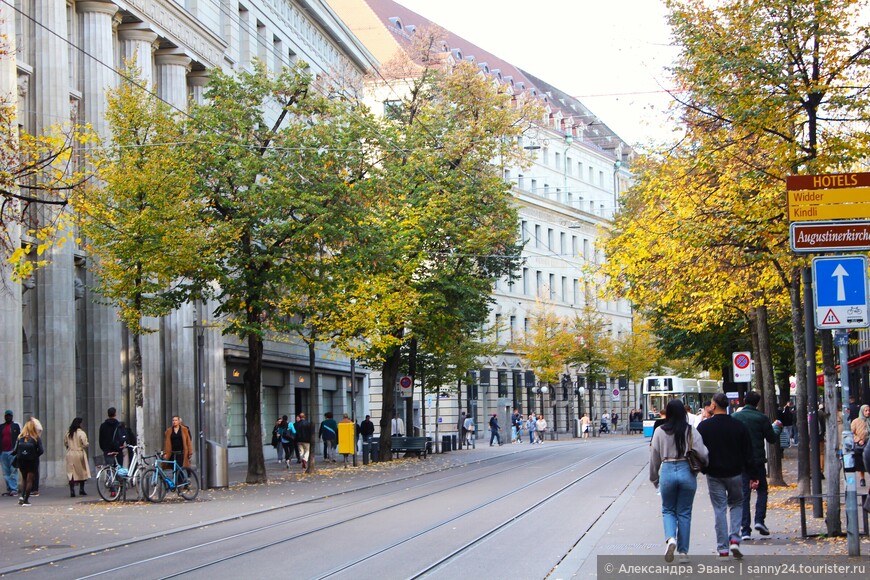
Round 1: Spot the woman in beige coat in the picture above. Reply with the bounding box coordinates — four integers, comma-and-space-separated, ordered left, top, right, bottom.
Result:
64, 417, 91, 497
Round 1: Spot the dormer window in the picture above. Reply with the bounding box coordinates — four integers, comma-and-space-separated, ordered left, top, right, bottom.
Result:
452, 48, 463, 60
388, 17, 403, 29
405, 25, 416, 33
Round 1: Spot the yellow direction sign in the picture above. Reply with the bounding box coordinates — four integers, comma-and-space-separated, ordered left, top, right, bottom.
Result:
787, 172, 870, 223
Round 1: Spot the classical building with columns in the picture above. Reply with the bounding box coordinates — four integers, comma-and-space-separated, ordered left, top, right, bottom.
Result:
0, 0, 377, 484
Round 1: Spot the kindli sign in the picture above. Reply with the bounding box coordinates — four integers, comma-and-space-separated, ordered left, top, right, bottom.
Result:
786, 172, 870, 223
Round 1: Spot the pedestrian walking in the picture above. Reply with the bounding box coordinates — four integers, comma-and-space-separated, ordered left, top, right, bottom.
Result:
511, 409, 522, 443
850, 404, 869, 487
536, 414, 547, 443
320, 412, 338, 462
649, 399, 708, 562
489, 414, 501, 446
1, 410, 20, 497
580, 413, 591, 440
13, 417, 44, 506
280, 415, 297, 469
463, 415, 476, 447
272, 417, 285, 464
295, 412, 313, 470
64, 417, 91, 497
696, 393, 754, 558
527, 413, 537, 444
778, 401, 795, 447
458, 411, 467, 447
732, 391, 782, 540
163, 415, 193, 468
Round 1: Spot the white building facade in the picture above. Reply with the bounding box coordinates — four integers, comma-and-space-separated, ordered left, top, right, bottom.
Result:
0, 0, 377, 484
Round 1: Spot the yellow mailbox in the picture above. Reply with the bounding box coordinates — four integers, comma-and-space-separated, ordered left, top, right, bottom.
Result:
338, 422, 356, 455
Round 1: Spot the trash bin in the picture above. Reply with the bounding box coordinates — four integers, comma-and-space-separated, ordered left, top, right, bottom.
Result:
451, 434, 458, 451
362, 439, 371, 465
370, 438, 380, 462
442, 435, 452, 453
206, 440, 228, 489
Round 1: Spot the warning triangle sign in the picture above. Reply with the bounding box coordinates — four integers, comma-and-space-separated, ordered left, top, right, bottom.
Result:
822, 309, 840, 325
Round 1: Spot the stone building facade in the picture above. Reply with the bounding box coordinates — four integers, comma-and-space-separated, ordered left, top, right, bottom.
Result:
0, 0, 377, 484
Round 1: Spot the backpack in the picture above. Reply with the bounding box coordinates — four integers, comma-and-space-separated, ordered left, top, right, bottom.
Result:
16, 437, 37, 458
112, 424, 128, 451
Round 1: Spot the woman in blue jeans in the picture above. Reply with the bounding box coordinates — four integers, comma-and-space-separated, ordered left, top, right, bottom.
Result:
649, 399, 708, 562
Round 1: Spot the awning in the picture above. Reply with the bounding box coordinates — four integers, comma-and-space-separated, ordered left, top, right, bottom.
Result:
815, 350, 870, 386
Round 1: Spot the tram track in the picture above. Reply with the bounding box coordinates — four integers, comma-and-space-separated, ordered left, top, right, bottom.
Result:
4, 440, 644, 579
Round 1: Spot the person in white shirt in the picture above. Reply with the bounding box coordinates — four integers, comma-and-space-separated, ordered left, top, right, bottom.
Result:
391, 415, 405, 437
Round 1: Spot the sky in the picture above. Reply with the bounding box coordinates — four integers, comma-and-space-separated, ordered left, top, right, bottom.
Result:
394, 0, 680, 147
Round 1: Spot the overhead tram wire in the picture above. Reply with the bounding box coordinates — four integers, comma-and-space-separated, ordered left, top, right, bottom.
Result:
8, 0, 449, 191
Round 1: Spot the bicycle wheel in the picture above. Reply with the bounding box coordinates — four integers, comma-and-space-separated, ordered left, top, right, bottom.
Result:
178, 467, 200, 501
140, 467, 166, 503
96, 467, 123, 502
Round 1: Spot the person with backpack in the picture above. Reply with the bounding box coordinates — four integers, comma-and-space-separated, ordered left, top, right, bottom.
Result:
13, 417, 43, 506
280, 415, 296, 469
64, 417, 91, 497
272, 417, 285, 464
98, 407, 123, 466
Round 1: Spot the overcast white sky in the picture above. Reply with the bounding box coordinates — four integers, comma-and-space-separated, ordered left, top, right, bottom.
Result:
394, 0, 680, 147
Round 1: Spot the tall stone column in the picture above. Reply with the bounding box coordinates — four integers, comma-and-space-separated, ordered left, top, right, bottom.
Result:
0, 1, 22, 416
78, 0, 122, 442
155, 50, 192, 111
188, 70, 210, 106
118, 25, 157, 86
117, 25, 160, 449
155, 49, 195, 452
32, 0, 72, 485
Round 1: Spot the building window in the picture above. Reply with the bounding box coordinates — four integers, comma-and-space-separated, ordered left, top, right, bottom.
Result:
549, 273, 555, 299
561, 276, 567, 301
509, 315, 516, 341
583, 239, 590, 261
228, 385, 245, 447
566, 157, 573, 175
572, 235, 578, 257
531, 179, 537, 193
600, 171, 605, 188
498, 370, 509, 397
547, 228, 554, 250
555, 152, 561, 169
536, 271, 542, 296
560, 232, 566, 254
573, 279, 579, 304
534, 225, 541, 248
543, 147, 549, 165
495, 313, 502, 343
523, 267, 529, 295
239, 6, 251, 65
521, 220, 529, 244
504, 168, 511, 181
518, 174, 524, 189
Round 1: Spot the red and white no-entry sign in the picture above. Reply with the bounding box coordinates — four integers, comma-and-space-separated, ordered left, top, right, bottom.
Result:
399, 375, 413, 397
732, 351, 752, 383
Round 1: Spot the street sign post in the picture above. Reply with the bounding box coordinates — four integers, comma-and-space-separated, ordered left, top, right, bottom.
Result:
812, 255, 869, 329
732, 351, 752, 383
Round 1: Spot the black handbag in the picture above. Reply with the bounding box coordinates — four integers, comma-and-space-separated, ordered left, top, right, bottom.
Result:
686, 429, 704, 474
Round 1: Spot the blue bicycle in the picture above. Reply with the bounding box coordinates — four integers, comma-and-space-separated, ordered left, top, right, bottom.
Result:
140, 457, 200, 502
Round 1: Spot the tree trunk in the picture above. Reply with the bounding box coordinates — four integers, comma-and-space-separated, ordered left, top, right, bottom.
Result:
132, 330, 147, 454
306, 340, 319, 474
820, 330, 842, 535
379, 339, 402, 461
757, 305, 785, 486
244, 328, 266, 484
789, 268, 810, 495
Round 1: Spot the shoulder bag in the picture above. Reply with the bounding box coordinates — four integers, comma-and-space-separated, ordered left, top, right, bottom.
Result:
686, 429, 704, 474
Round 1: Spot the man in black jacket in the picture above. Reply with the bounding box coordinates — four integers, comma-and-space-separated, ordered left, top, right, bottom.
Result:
98, 407, 122, 465
697, 393, 755, 558
295, 413, 313, 469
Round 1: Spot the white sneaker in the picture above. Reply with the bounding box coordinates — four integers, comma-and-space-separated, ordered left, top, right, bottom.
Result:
665, 537, 677, 562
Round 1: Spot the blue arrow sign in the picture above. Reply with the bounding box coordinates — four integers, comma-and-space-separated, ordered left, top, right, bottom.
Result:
812, 255, 869, 329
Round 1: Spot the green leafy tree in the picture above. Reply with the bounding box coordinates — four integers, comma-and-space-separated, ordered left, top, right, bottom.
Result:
74, 68, 213, 444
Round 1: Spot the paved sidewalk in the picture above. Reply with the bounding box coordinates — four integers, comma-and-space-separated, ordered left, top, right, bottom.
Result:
553, 445, 870, 578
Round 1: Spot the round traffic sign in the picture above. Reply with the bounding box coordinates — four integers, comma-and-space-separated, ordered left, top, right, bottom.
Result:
399, 376, 412, 389
734, 354, 750, 369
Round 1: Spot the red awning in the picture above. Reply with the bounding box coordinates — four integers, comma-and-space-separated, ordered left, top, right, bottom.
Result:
815, 350, 870, 386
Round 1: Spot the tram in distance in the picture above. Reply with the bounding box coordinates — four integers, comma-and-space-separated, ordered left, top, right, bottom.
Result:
641, 375, 720, 437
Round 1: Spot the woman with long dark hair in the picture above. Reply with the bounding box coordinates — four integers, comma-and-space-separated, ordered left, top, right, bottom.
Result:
65, 417, 91, 497
649, 399, 708, 562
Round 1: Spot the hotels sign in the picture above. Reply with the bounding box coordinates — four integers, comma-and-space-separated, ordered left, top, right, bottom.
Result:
787, 172, 870, 251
